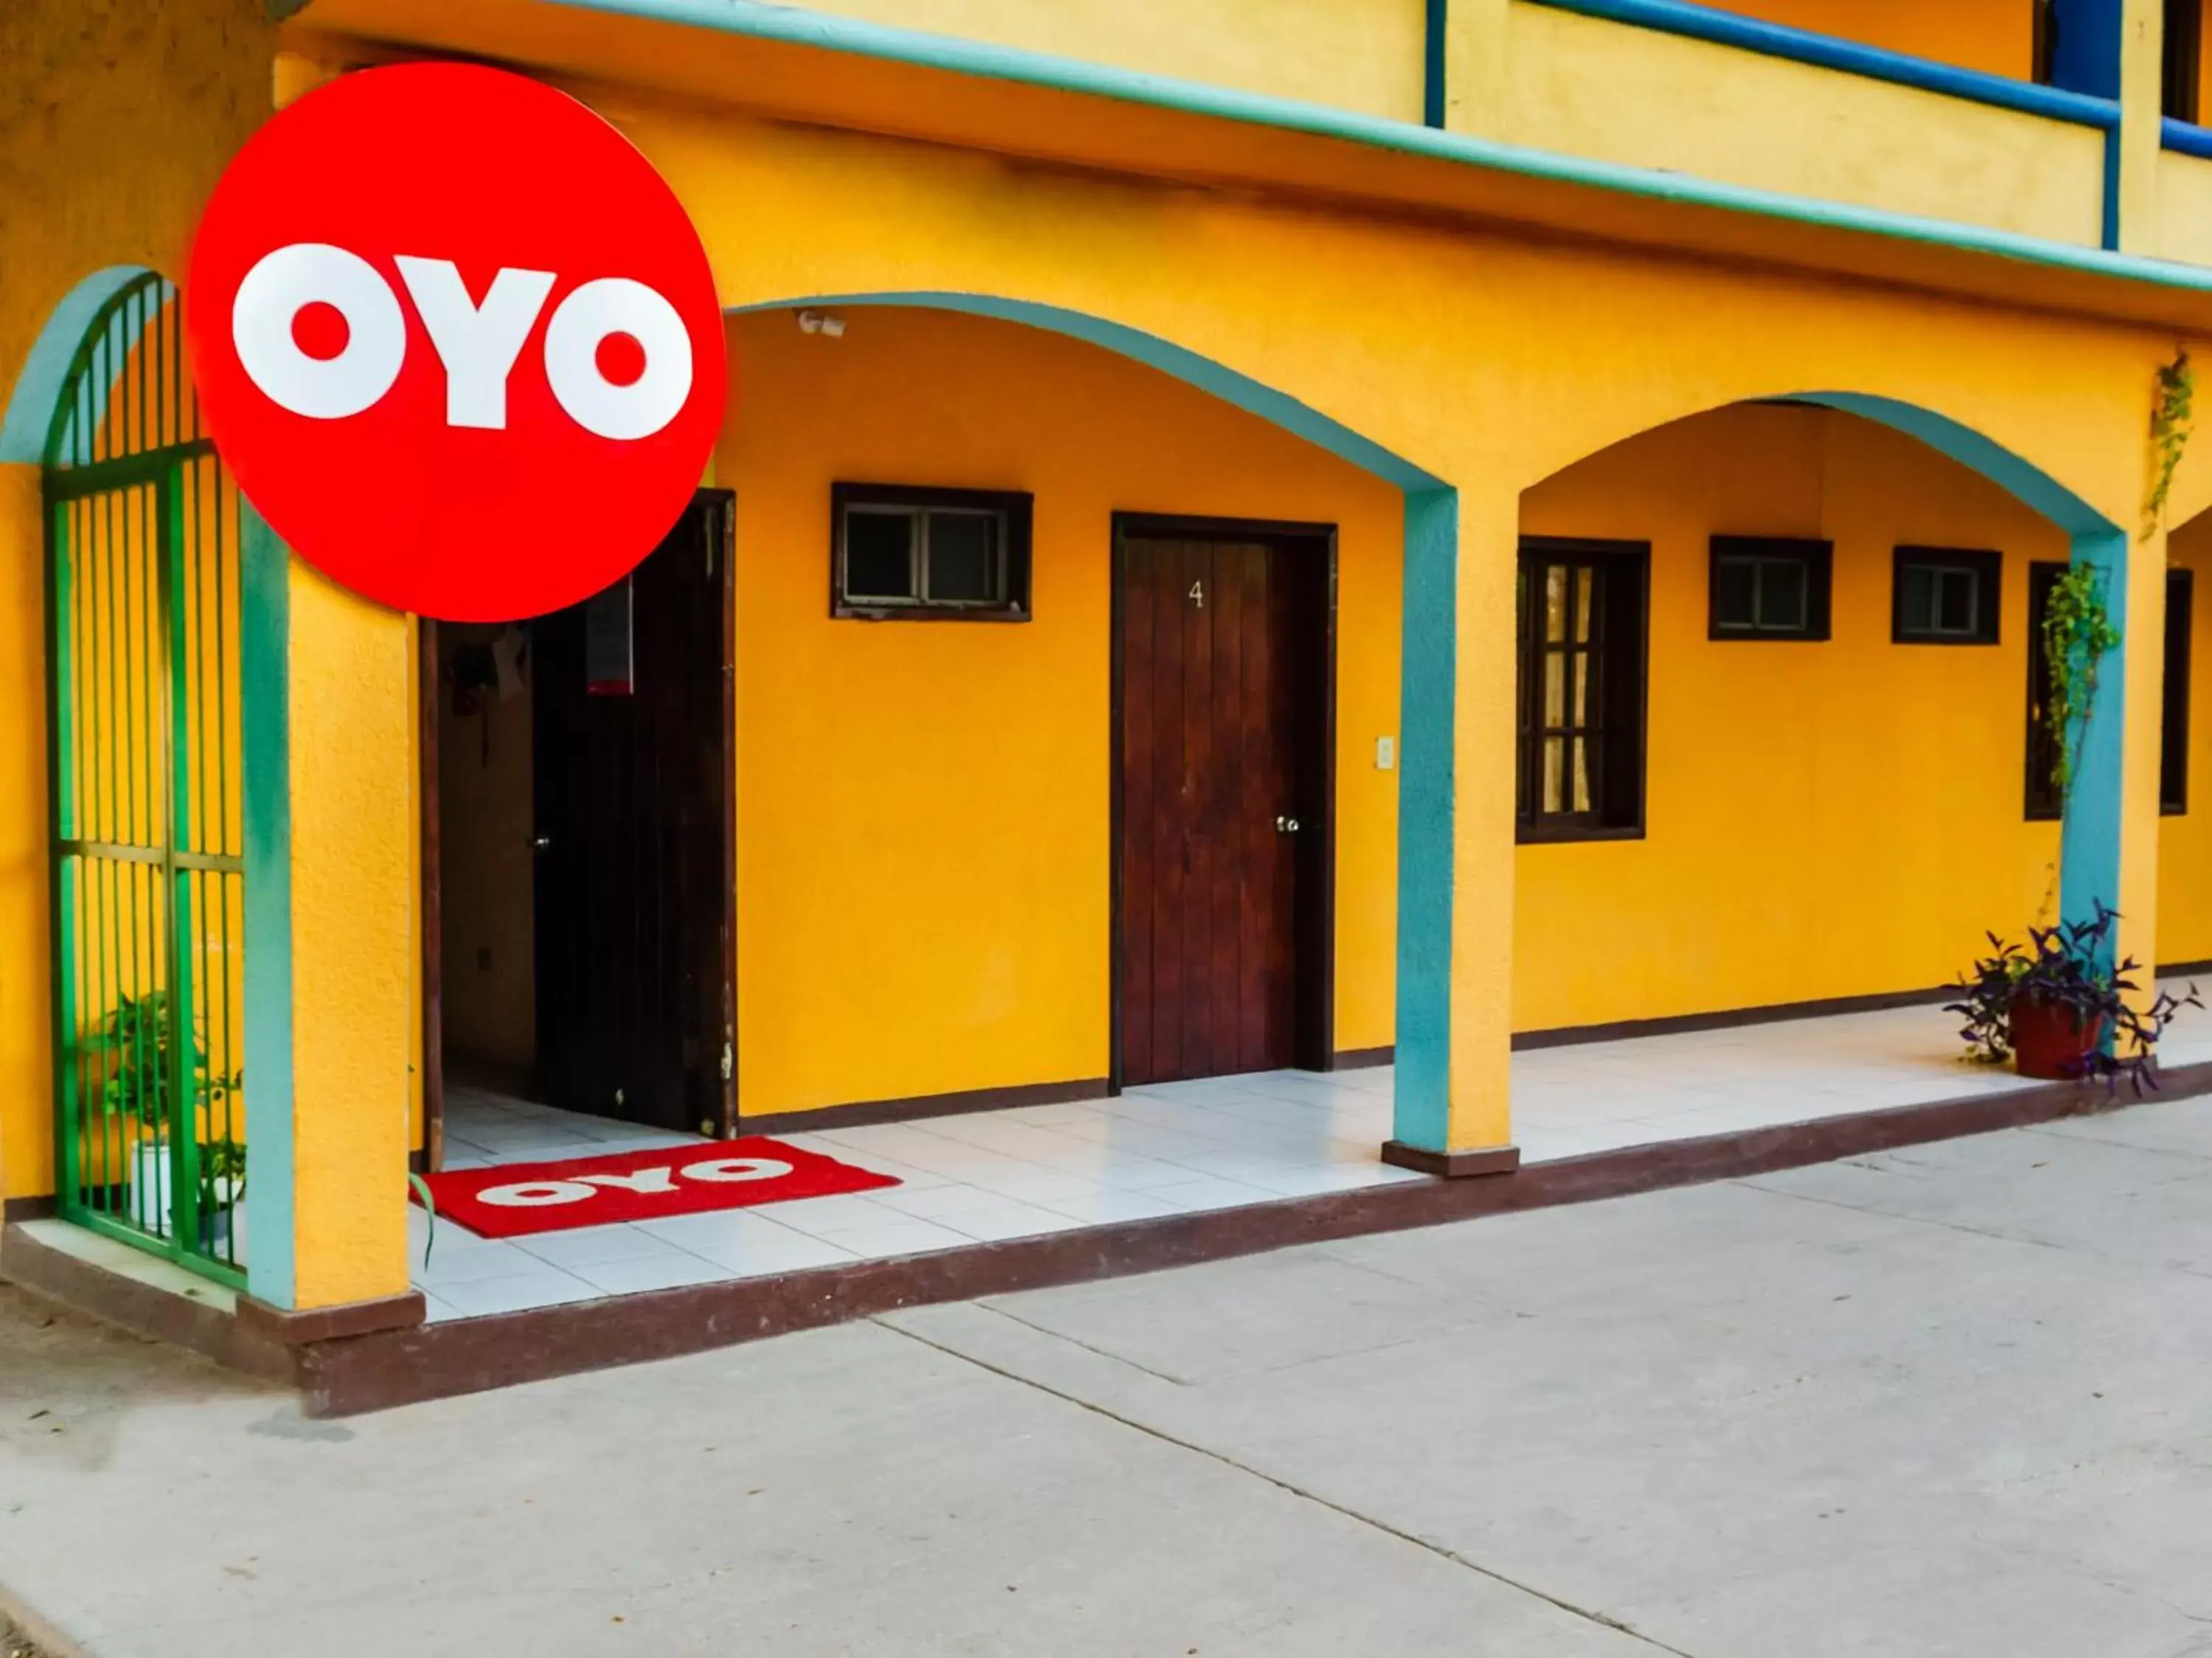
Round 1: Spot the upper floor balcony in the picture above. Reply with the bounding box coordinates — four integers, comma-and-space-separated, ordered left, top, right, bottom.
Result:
1461, 0, 2212, 259
283, 0, 2212, 273
1458, 0, 2122, 249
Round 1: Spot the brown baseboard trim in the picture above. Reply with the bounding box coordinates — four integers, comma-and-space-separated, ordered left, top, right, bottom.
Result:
297, 1061, 2212, 1417
1, 1195, 58, 1223
1512, 985, 1955, 1050
745, 1077, 1110, 1135
1330, 1046, 1395, 1071
1380, 1140, 1520, 1179
2159, 959, 2212, 979
237, 1289, 426, 1347
0, 1224, 293, 1385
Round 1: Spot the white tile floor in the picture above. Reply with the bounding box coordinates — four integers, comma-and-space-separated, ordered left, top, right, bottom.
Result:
412, 985, 2212, 1321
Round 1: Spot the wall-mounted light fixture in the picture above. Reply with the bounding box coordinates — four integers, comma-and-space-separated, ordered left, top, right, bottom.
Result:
797, 309, 847, 339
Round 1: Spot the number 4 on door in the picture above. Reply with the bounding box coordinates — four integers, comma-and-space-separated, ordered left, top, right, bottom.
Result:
1189, 580, 1204, 608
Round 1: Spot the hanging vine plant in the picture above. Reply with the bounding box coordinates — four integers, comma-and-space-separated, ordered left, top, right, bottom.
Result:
2042, 563, 2122, 805
2146, 347, 2196, 538
2039, 348, 2197, 806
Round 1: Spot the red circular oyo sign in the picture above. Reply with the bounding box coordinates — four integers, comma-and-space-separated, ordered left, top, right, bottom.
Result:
187, 63, 726, 621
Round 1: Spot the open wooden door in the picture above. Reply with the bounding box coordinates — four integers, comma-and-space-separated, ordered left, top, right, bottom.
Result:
530, 490, 737, 1135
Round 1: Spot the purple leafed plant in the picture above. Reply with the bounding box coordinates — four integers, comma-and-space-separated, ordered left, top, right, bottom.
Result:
1947, 903, 2200, 1095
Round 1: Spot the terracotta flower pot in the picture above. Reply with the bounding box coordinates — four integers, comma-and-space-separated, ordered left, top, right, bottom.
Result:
2009, 990, 2108, 1081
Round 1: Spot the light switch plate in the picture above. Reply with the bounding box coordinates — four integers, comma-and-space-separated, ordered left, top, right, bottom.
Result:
1377, 736, 1395, 771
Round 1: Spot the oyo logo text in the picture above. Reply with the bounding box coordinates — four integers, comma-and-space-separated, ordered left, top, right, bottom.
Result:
232, 246, 693, 440
184, 62, 727, 622
478, 1156, 794, 1210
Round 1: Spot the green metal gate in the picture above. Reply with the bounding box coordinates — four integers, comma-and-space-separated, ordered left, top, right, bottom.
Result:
44, 272, 247, 1287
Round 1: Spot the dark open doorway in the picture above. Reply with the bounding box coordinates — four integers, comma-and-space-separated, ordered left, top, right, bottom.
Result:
1110, 513, 1336, 1089
420, 490, 737, 1167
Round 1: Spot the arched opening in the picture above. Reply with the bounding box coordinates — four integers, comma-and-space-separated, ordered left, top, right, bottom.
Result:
29, 269, 249, 1287
417, 296, 1455, 1288
1506, 393, 2141, 1152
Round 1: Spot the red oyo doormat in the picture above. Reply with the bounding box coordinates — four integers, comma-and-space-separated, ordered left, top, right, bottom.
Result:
415, 1137, 901, 1239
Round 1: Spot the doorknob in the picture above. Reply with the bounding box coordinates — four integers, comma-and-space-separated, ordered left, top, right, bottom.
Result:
1276, 816, 1301, 833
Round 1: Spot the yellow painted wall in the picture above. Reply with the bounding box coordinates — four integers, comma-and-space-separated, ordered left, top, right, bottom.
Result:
0, 0, 274, 1201
595, 89, 2169, 1156
1485, 3, 2105, 246
29, 21, 2155, 1212
2160, 513, 2212, 962
760, 0, 1426, 122
1709, 0, 2031, 78
436, 623, 538, 1073
723, 342, 2102, 1086
2154, 149, 2212, 266
285, 563, 414, 1305
723, 307, 1401, 1117
0, 464, 45, 1200
1516, 404, 2068, 1030
2201, 0, 2212, 126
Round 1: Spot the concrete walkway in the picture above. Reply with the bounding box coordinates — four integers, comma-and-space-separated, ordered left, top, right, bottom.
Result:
8, 1099, 2212, 1657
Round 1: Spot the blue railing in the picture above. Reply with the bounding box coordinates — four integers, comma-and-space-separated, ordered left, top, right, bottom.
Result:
2163, 116, 2212, 160
1514, 0, 2122, 247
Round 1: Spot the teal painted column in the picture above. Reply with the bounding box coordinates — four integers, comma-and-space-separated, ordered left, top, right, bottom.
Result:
2059, 527, 2131, 957
1392, 487, 1458, 1151
240, 502, 296, 1308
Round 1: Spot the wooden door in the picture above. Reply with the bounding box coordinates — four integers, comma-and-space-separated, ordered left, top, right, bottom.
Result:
1116, 529, 1330, 1086
532, 492, 735, 1134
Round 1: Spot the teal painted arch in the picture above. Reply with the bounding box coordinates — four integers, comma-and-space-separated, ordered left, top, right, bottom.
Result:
1790, 392, 2117, 537
0, 266, 166, 467
1527, 391, 2119, 540
1540, 387, 2129, 971
1790, 390, 2127, 949
724, 292, 1447, 491
725, 289, 1463, 1150
716, 301, 2135, 1145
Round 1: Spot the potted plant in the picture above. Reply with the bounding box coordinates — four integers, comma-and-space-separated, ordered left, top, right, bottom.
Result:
90, 991, 243, 1245
196, 1136, 248, 1258
1948, 904, 2199, 1091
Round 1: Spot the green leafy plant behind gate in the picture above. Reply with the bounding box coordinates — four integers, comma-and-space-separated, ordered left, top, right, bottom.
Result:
93, 991, 237, 1125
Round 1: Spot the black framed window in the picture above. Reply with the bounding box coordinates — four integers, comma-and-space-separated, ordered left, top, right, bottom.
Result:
1895, 547, 2001, 645
1517, 538, 1648, 842
2166, 567, 2194, 815
832, 483, 1033, 620
2025, 561, 2065, 820
1709, 536, 1831, 640
2168, 0, 2203, 122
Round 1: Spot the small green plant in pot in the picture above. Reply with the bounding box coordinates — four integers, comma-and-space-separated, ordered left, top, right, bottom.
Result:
1947, 905, 2199, 1092
196, 1136, 248, 1255
91, 991, 243, 1242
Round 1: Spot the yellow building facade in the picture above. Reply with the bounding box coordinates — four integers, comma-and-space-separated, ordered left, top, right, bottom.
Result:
10, 0, 2212, 1322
